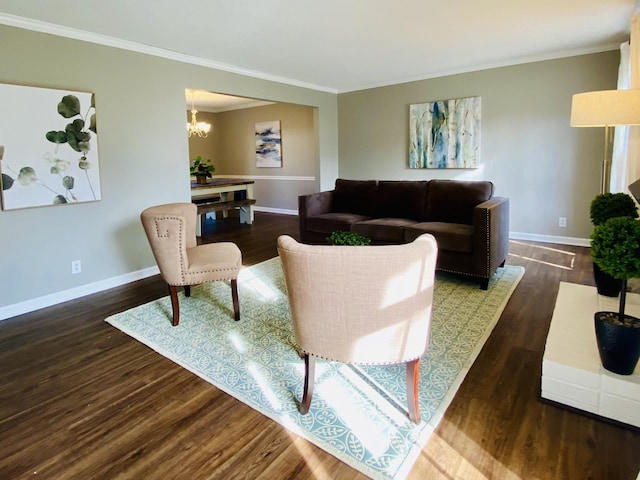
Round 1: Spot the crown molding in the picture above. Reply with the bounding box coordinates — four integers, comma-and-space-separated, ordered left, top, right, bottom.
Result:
338, 43, 622, 93
0, 13, 338, 94
0, 14, 622, 98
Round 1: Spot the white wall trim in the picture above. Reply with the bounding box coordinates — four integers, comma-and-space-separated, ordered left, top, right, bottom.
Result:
254, 206, 297, 215
0, 228, 588, 321
0, 13, 337, 94
341, 44, 619, 93
212, 175, 315, 181
510, 231, 590, 247
0, 266, 160, 322
0, 13, 618, 95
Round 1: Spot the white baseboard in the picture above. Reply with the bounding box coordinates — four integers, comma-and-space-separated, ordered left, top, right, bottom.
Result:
0, 229, 589, 322
0, 266, 160, 322
213, 175, 315, 181
254, 206, 298, 215
509, 231, 590, 247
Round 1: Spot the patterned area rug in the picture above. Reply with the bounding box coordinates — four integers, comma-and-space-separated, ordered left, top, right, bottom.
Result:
106, 258, 524, 479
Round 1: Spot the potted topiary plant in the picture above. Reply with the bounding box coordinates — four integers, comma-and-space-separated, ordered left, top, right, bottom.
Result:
327, 231, 371, 246
590, 216, 640, 375
190, 155, 215, 184
589, 192, 639, 296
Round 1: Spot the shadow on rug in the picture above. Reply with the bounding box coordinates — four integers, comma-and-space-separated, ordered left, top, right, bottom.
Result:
106, 258, 524, 480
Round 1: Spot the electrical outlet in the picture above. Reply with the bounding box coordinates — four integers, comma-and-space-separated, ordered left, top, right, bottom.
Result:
558, 217, 567, 228
71, 260, 81, 274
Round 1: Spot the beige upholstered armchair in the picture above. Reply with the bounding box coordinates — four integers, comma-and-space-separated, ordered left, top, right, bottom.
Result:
140, 203, 242, 326
277, 233, 437, 423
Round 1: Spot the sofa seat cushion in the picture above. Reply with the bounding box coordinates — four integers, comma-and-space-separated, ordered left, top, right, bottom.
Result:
352, 218, 419, 243
405, 222, 473, 253
307, 212, 373, 235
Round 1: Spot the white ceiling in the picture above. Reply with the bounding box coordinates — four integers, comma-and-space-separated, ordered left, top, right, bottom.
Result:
186, 90, 274, 112
0, 0, 636, 98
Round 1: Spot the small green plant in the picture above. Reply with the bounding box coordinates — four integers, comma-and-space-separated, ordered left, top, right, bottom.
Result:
190, 156, 215, 178
591, 216, 640, 280
327, 231, 371, 246
589, 192, 638, 226
591, 216, 640, 320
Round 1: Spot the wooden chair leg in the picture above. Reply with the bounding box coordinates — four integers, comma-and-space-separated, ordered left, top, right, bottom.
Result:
299, 353, 315, 415
231, 278, 240, 321
184, 285, 191, 297
168, 284, 180, 327
406, 358, 421, 423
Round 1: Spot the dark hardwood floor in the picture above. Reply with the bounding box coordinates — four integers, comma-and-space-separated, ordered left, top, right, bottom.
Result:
1, 212, 638, 479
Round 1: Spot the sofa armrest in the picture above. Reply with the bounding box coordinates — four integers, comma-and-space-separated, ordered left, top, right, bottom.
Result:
472, 196, 510, 279
299, 190, 334, 242
299, 190, 334, 217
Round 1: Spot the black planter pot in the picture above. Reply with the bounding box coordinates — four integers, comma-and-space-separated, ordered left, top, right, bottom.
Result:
594, 312, 640, 375
592, 262, 622, 297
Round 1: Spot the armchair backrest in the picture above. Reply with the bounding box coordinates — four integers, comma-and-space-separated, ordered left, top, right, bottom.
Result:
140, 203, 197, 285
277, 234, 438, 365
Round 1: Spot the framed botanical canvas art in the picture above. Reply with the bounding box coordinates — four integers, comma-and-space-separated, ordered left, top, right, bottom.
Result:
0, 83, 101, 210
409, 96, 480, 169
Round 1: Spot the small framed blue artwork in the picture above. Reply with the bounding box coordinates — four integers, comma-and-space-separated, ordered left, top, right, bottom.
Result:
255, 120, 282, 168
409, 96, 480, 169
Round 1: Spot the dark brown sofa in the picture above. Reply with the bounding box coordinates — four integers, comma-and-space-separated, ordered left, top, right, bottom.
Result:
298, 178, 509, 289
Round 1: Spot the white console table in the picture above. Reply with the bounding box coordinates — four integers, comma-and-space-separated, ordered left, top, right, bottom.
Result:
541, 282, 640, 428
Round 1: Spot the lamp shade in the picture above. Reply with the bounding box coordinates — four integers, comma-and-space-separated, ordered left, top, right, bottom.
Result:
570, 89, 640, 127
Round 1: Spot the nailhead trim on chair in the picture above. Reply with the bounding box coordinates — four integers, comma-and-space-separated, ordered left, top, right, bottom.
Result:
303, 350, 422, 366
152, 215, 188, 285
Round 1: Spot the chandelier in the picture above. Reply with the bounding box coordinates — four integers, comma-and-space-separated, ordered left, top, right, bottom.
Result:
186, 90, 211, 138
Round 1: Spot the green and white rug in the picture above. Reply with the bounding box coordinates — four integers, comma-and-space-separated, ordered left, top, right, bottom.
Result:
106, 258, 523, 479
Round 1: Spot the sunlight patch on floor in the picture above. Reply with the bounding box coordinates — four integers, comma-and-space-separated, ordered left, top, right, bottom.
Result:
508, 253, 574, 270
247, 363, 282, 410
509, 240, 579, 255
239, 266, 282, 301
282, 431, 335, 479
227, 331, 246, 353
508, 240, 576, 270
424, 424, 521, 479
342, 364, 409, 425
316, 376, 397, 458
285, 360, 407, 460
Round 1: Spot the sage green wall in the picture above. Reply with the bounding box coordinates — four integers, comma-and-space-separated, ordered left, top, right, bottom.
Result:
188, 103, 318, 211
0, 25, 337, 314
338, 52, 619, 242
0, 23, 619, 316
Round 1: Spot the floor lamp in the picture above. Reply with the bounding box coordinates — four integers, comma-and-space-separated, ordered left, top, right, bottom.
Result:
570, 89, 640, 194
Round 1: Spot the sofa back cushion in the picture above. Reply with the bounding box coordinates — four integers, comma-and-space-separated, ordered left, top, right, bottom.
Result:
376, 181, 429, 221
425, 180, 493, 224
332, 179, 378, 216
